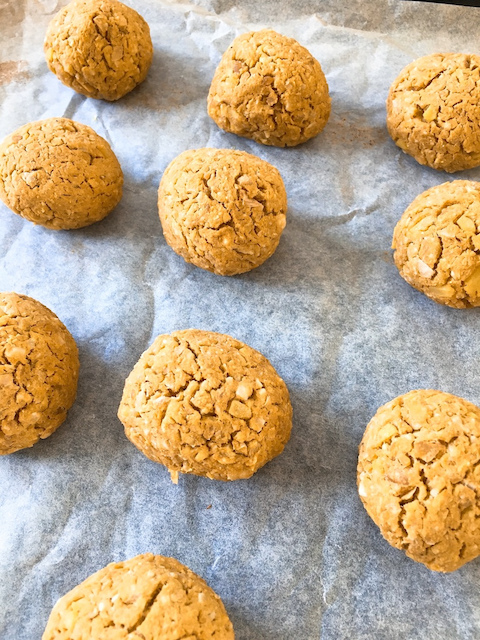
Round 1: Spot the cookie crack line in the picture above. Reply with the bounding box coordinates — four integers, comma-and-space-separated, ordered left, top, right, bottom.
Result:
126, 580, 167, 633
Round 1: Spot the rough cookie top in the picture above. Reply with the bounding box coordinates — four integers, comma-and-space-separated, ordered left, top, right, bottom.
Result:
392, 180, 480, 308
387, 53, 480, 172
44, 0, 153, 101
357, 389, 480, 572
0, 118, 123, 230
158, 148, 287, 276
207, 29, 330, 147
0, 292, 79, 455
118, 329, 292, 482
42, 553, 235, 640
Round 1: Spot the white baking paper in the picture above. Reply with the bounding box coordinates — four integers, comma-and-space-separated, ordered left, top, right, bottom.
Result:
1, 0, 480, 638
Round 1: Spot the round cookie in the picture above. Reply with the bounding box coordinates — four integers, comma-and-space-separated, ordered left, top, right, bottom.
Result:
207, 29, 330, 147
392, 180, 480, 308
42, 553, 235, 640
357, 390, 480, 572
44, 0, 153, 101
0, 292, 79, 455
158, 148, 287, 276
387, 53, 480, 172
118, 329, 292, 481
0, 118, 123, 230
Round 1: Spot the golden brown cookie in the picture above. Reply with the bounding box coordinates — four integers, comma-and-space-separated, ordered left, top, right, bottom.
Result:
387, 53, 480, 172
42, 553, 235, 640
45, 0, 153, 101
0, 118, 123, 230
392, 180, 480, 308
0, 292, 79, 455
158, 148, 287, 276
207, 30, 330, 147
118, 329, 292, 482
357, 389, 480, 572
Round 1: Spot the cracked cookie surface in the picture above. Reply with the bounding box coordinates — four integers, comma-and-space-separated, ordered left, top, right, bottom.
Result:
0, 117, 123, 230
207, 29, 330, 147
393, 180, 480, 307
45, 0, 153, 101
0, 292, 79, 455
118, 329, 292, 481
158, 148, 287, 276
387, 53, 480, 172
42, 553, 235, 640
357, 390, 480, 572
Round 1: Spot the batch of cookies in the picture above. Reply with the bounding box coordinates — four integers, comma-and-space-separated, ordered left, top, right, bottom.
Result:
1, 0, 480, 637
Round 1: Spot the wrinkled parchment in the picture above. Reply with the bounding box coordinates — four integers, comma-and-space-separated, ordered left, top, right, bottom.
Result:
1, 1, 480, 638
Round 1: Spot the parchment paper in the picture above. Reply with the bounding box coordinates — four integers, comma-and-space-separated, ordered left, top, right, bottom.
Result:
1, 1, 480, 638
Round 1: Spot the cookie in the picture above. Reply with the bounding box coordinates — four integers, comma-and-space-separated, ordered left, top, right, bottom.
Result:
0, 118, 123, 230
392, 180, 480, 308
0, 292, 79, 455
387, 53, 480, 172
158, 148, 287, 276
42, 553, 235, 639
357, 390, 480, 572
207, 29, 330, 147
118, 329, 292, 481
45, 0, 153, 101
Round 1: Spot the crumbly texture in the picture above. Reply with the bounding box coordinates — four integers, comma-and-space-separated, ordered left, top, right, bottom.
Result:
118, 329, 292, 482
158, 148, 287, 276
392, 180, 480, 308
387, 53, 480, 172
0, 292, 79, 455
44, 0, 153, 101
357, 390, 480, 572
0, 118, 123, 230
207, 29, 330, 147
42, 553, 235, 640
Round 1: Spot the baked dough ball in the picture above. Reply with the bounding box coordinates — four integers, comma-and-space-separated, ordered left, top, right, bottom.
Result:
158, 148, 287, 276
357, 390, 480, 572
118, 329, 292, 482
44, 0, 153, 101
0, 118, 123, 230
42, 553, 234, 640
0, 292, 79, 455
392, 180, 480, 308
387, 53, 480, 172
207, 30, 330, 147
